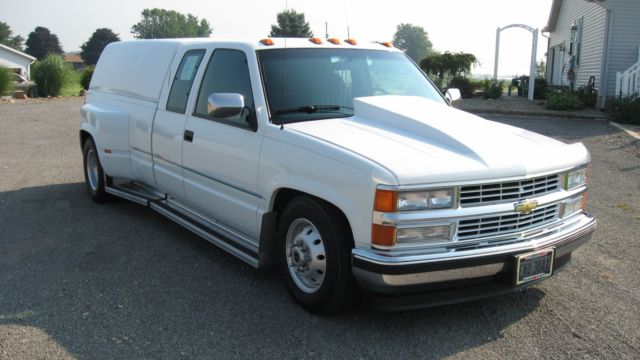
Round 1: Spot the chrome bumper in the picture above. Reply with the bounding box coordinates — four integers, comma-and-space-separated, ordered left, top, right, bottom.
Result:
352, 212, 596, 294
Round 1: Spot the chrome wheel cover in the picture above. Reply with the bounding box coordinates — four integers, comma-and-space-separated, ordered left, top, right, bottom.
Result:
285, 218, 327, 293
86, 148, 99, 191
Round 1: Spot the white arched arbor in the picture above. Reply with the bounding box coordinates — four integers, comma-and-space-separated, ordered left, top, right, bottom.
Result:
493, 24, 539, 101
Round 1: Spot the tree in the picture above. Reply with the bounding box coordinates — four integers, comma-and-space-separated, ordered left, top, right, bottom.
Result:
80, 28, 120, 66
25, 27, 63, 60
419, 52, 479, 82
537, 60, 546, 78
0, 22, 24, 51
269, 9, 313, 38
392, 23, 433, 63
131, 8, 212, 39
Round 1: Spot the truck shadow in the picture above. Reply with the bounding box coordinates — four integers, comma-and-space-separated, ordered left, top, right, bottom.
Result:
0, 182, 545, 359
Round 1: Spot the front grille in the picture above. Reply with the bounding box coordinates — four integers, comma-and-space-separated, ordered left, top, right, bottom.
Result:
459, 174, 560, 207
457, 203, 559, 240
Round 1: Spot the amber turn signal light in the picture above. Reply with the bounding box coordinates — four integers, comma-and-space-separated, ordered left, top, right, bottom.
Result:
374, 190, 397, 212
372, 224, 396, 247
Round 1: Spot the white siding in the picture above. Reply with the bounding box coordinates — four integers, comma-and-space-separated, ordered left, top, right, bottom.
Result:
547, 0, 606, 91
605, 0, 640, 97
0, 47, 34, 78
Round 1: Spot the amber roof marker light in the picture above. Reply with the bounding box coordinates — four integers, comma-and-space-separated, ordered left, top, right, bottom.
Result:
380, 41, 393, 48
260, 38, 275, 46
327, 38, 341, 45
309, 38, 323, 44
345, 39, 357, 45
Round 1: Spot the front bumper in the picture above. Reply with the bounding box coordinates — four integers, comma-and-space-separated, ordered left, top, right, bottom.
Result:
352, 212, 596, 310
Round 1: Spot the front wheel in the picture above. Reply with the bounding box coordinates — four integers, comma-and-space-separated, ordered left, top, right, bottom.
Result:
82, 138, 109, 203
277, 196, 359, 314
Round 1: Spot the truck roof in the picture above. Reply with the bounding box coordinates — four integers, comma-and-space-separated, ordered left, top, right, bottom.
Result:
90, 38, 400, 103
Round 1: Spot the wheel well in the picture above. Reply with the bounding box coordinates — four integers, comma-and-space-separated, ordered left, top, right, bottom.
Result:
79, 130, 91, 150
259, 188, 355, 268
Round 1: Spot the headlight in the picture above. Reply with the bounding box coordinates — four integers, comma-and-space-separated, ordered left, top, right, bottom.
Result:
565, 166, 588, 190
396, 188, 456, 211
396, 224, 452, 244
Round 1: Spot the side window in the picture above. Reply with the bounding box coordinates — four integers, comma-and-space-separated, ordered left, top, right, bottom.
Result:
166, 49, 205, 113
194, 49, 256, 129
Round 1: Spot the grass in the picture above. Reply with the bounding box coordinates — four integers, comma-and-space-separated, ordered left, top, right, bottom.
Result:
60, 70, 83, 97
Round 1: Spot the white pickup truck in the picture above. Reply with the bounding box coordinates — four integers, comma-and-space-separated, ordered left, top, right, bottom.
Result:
80, 38, 596, 314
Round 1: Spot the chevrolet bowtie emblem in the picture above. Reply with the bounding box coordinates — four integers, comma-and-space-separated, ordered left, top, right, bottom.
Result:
515, 199, 539, 214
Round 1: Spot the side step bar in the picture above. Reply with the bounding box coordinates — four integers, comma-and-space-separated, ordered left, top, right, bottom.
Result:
105, 184, 259, 268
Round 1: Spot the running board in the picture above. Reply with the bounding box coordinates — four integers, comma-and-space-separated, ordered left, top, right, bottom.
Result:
104, 184, 259, 268
150, 202, 259, 268
105, 186, 150, 206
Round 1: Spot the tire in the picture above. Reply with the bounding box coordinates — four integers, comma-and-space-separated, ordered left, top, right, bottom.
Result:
277, 196, 359, 314
82, 138, 109, 203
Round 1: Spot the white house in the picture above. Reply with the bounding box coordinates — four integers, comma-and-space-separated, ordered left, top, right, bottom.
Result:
543, 0, 640, 108
0, 43, 36, 79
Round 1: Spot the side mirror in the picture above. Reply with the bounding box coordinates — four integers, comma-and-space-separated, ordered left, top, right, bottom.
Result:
207, 93, 245, 119
445, 88, 462, 103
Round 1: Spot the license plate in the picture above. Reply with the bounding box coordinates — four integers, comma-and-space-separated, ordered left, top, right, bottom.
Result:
515, 248, 555, 285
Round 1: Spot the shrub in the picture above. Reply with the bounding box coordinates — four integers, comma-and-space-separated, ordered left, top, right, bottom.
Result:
447, 76, 477, 99
545, 91, 584, 111
577, 85, 598, 108
0, 66, 12, 95
80, 66, 94, 90
608, 95, 640, 125
482, 80, 503, 99
517, 76, 548, 99
32, 54, 72, 97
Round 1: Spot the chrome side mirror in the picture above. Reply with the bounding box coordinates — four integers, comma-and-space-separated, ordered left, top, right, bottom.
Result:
207, 93, 245, 119
445, 88, 462, 103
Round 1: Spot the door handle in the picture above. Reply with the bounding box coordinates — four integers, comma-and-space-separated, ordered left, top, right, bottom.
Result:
184, 130, 194, 142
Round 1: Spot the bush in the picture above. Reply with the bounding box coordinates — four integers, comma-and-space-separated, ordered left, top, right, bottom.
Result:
608, 95, 640, 125
577, 86, 598, 108
32, 54, 72, 97
517, 76, 548, 99
482, 80, 503, 99
80, 66, 94, 90
447, 76, 477, 99
0, 66, 12, 95
545, 91, 584, 111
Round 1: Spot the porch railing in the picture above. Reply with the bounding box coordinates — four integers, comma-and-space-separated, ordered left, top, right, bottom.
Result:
616, 47, 640, 97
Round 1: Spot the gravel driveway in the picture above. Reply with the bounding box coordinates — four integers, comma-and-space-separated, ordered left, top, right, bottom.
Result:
1, 99, 639, 359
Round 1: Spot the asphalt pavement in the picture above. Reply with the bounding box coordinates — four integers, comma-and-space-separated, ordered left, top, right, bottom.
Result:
1, 99, 639, 359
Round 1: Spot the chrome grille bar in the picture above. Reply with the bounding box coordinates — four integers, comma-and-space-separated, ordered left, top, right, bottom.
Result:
460, 174, 560, 206
457, 203, 559, 240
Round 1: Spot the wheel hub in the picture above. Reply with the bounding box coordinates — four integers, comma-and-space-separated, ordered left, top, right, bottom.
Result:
285, 218, 327, 293
86, 148, 99, 191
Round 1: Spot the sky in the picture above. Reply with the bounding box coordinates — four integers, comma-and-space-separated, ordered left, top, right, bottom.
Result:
1, 0, 553, 77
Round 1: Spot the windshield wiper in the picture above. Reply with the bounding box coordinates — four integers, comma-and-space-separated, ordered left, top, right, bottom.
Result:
274, 105, 353, 115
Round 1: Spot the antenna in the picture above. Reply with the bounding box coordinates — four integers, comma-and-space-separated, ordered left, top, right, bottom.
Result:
325, 22, 329, 39
344, 0, 351, 38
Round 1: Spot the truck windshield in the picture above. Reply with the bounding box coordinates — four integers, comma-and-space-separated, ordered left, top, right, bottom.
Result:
257, 48, 445, 124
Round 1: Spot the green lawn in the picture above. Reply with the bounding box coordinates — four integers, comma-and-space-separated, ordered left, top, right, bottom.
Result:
60, 70, 83, 97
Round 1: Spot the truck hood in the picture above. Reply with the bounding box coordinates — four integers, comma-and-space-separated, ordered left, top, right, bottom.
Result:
285, 96, 590, 185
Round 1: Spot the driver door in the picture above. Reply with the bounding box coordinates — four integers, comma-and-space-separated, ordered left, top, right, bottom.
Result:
182, 48, 262, 239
